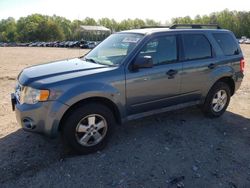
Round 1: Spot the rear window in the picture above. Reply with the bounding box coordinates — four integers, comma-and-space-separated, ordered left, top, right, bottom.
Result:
213, 33, 239, 56
182, 34, 212, 61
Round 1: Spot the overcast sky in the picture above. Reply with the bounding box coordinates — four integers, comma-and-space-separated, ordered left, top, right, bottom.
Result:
0, 0, 250, 23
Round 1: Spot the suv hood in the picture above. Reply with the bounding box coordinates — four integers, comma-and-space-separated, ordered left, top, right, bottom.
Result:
18, 58, 109, 86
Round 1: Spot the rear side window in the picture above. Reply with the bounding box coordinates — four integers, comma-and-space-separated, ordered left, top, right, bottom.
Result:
213, 33, 239, 56
182, 34, 212, 61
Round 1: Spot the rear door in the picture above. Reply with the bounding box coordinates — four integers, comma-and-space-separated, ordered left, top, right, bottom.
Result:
125, 34, 183, 115
180, 33, 216, 101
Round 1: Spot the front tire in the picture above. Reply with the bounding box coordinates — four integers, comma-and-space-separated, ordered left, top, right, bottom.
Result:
202, 82, 231, 118
62, 103, 115, 154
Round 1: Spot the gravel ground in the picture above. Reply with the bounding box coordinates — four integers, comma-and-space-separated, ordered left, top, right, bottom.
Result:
0, 46, 250, 188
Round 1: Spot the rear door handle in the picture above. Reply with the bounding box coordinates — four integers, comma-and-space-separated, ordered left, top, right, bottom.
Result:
208, 63, 217, 69
166, 69, 178, 79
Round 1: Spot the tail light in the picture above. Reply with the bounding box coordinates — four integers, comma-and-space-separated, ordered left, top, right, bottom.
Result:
240, 58, 245, 72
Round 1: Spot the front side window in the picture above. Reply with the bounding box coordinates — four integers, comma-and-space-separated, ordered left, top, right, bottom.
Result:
182, 34, 212, 61
84, 33, 144, 66
137, 35, 177, 65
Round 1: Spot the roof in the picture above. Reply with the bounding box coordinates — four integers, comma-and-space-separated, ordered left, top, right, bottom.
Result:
119, 24, 227, 35
120, 28, 170, 34
80, 25, 110, 32
120, 28, 229, 35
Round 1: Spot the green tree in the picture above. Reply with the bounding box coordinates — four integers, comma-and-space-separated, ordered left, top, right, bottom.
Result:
0, 17, 17, 42
16, 14, 65, 42
171, 9, 250, 37
1, 10, 250, 42
98, 17, 118, 32
145, 19, 160, 26
132, 18, 145, 28
118, 19, 134, 30
193, 15, 202, 24
171, 16, 193, 24
17, 14, 46, 42
82, 17, 97, 25
52, 15, 71, 40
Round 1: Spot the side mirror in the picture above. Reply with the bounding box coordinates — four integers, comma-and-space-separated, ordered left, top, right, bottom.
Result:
132, 56, 153, 70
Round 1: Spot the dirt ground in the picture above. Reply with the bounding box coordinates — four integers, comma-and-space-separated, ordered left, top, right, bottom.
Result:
0, 46, 249, 188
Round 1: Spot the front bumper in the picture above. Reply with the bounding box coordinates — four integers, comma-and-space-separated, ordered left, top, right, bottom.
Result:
11, 94, 69, 138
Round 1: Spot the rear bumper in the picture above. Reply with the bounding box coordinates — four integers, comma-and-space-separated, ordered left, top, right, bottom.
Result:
12, 94, 69, 138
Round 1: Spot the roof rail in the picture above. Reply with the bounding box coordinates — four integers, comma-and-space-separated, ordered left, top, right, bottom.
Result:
170, 24, 221, 29
140, 26, 169, 29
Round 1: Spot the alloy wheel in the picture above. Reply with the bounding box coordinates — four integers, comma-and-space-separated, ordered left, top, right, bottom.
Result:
75, 114, 108, 147
212, 89, 228, 112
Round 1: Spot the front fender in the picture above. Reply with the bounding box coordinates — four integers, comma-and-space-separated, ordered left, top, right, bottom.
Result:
56, 81, 124, 116
63, 82, 121, 104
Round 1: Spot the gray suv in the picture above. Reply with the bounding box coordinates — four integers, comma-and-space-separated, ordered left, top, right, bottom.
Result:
11, 24, 245, 154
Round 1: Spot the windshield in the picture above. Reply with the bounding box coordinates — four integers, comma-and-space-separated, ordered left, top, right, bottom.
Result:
83, 33, 144, 66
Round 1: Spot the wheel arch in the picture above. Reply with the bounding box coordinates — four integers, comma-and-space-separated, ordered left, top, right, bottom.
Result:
58, 97, 122, 131
212, 76, 235, 96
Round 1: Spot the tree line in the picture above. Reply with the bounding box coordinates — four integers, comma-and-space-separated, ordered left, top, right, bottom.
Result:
0, 9, 249, 42
172, 9, 250, 38
0, 15, 160, 42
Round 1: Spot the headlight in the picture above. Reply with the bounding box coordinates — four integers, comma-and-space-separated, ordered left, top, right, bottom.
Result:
20, 87, 50, 104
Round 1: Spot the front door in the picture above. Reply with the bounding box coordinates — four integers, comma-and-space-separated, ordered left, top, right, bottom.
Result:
125, 35, 182, 115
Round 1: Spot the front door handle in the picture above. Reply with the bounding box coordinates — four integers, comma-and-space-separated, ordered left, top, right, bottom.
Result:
208, 63, 217, 69
166, 69, 178, 79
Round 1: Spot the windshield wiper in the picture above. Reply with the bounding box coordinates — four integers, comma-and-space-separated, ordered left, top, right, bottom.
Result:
84, 57, 100, 64
84, 57, 117, 67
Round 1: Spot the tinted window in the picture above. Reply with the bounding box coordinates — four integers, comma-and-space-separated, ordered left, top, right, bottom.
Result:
182, 34, 212, 60
213, 33, 239, 56
141, 39, 158, 54
138, 35, 177, 65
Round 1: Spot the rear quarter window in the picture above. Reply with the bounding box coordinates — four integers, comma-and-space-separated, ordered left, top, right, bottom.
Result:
213, 33, 239, 56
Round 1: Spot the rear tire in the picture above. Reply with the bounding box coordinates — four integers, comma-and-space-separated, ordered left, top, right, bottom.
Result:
62, 103, 115, 154
202, 82, 231, 118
